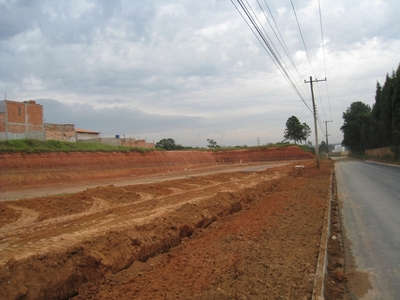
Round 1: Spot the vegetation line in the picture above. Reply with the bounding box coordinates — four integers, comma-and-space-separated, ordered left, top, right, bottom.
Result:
0, 139, 153, 154
0, 139, 315, 154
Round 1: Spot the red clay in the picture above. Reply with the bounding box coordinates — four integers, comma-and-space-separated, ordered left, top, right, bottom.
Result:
0, 147, 343, 300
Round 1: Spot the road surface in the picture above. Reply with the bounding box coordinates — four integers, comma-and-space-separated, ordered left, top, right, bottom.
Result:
334, 157, 400, 299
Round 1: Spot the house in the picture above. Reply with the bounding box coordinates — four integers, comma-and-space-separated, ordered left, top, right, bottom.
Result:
75, 128, 101, 141
0, 100, 45, 141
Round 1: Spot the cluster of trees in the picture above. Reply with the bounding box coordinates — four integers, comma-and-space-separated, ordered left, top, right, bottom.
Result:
341, 64, 400, 155
155, 138, 222, 150
155, 138, 185, 150
319, 140, 334, 153
206, 139, 220, 148
283, 116, 311, 144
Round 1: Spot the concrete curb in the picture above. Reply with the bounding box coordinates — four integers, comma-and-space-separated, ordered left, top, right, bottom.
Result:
311, 170, 333, 300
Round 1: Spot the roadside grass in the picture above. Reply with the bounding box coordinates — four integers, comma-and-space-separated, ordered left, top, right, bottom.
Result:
205, 143, 316, 153
0, 139, 153, 154
0, 139, 315, 155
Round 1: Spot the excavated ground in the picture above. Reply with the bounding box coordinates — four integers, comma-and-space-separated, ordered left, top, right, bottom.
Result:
0, 149, 342, 300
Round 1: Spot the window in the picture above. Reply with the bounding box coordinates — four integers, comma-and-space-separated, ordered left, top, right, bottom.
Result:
18, 107, 21, 115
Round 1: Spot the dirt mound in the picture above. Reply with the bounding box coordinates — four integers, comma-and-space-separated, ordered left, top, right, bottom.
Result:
0, 146, 314, 189
0, 159, 333, 300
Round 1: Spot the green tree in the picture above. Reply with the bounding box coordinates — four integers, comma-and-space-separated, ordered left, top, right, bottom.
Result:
370, 82, 383, 148
283, 116, 311, 144
319, 141, 327, 153
155, 138, 183, 150
207, 139, 218, 148
340, 101, 371, 154
391, 65, 400, 147
301, 123, 311, 144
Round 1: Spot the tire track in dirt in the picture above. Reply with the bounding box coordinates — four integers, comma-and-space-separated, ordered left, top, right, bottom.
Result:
0, 171, 280, 267
0, 159, 335, 300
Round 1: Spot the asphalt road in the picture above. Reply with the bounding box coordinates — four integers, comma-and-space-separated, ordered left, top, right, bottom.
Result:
334, 157, 400, 299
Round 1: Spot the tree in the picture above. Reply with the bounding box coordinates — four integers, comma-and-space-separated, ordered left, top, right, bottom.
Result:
301, 123, 311, 144
155, 138, 183, 150
207, 139, 218, 148
319, 141, 327, 153
283, 116, 311, 144
340, 101, 371, 154
339, 63, 400, 154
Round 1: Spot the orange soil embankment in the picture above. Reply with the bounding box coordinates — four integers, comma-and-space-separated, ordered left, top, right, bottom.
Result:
0, 146, 314, 188
212, 146, 314, 163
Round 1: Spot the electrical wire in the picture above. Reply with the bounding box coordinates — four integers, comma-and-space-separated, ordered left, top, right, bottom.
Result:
257, 0, 311, 101
247, 0, 311, 103
318, 0, 333, 126
232, 0, 332, 141
290, 0, 330, 134
289, 0, 317, 78
231, 0, 313, 113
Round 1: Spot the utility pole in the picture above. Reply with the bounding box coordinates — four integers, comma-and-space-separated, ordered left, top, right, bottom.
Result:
304, 76, 327, 169
324, 120, 332, 157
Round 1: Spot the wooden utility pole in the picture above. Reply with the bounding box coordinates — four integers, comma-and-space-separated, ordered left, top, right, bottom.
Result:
304, 76, 327, 169
324, 120, 332, 157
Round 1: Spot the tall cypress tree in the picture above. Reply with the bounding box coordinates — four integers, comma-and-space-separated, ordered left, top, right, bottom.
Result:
381, 73, 394, 146
391, 64, 400, 146
370, 82, 383, 148
342, 63, 400, 153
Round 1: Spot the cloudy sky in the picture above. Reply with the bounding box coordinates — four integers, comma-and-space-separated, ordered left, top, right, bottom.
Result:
1, 0, 399, 147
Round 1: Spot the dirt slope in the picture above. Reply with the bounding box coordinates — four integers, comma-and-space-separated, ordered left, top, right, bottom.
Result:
0, 157, 335, 300
0, 146, 314, 190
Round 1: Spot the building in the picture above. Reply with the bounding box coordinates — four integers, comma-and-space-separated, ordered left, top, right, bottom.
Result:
334, 145, 345, 152
0, 100, 45, 141
75, 128, 101, 141
1, 100, 153, 148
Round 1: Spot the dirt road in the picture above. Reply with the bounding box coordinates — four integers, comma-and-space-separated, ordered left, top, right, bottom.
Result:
0, 159, 341, 299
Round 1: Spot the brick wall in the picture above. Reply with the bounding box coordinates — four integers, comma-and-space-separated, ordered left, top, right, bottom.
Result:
28, 104, 43, 125
6, 101, 26, 123
0, 100, 45, 140
365, 146, 394, 157
45, 123, 76, 142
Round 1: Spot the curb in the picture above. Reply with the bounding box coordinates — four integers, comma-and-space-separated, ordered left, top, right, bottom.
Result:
311, 170, 333, 300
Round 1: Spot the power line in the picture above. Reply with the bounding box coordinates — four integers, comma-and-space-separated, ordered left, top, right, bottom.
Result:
251, 0, 311, 104
257, 0, 311, 101
290, 0, 330, 126
231, 0, 313, 112
290, 0, 316, 78
318, 0, 333, 123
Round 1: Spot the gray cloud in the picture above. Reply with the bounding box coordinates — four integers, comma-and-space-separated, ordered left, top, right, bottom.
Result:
1, 0, 399, 147
39, 98, 205, 136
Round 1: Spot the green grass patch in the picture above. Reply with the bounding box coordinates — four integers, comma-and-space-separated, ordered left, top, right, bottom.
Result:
0, 139, 153, 154
203, 143, 315, 153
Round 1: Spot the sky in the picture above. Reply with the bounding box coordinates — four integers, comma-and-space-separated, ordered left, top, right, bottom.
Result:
1, 0, 399, 147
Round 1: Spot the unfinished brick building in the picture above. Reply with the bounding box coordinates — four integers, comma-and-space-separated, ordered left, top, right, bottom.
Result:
0, 100, 45, 141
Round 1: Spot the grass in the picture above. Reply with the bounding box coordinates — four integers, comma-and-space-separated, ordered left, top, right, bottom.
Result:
204, 143, 316, 153
0, 139, 153, 154
0, 139, 316, 155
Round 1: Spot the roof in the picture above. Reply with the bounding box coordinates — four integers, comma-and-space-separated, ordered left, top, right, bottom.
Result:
75, 128, 101, 134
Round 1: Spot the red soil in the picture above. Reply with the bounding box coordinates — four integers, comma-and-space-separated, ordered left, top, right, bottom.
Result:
0, 146, 314, 190
0, 147, 345, 300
